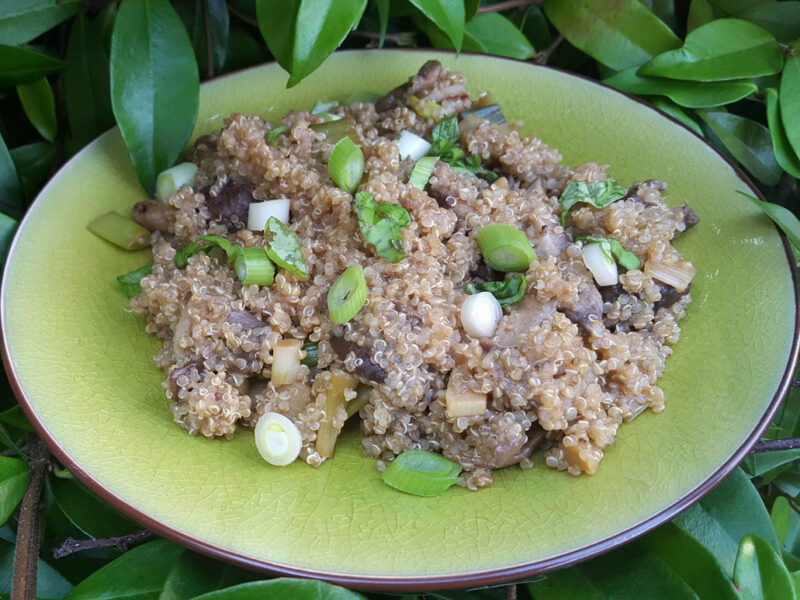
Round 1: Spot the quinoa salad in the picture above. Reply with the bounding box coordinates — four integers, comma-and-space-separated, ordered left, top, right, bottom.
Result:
113, 61, 698, 491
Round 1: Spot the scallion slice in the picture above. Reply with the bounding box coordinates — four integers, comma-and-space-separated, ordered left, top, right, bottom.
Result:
409, 156, 439, 189
327, 264, 368, 324
266, 124, 289, 145
247, 198, 290, 230
155, 162, 198, 202
263, 216, 309, 279
396, 130, 431, 161
254, 412, 302, 466
328, 137, 364, 193
575, 236, 641, 271
87, 212, 151, 250
175, 234, 242, 268
475, 224, 537, 272
312, 99, 340, 114
234, 247, 275, 286
382, 450, 461, 496
117, 263, 153, 298
309, 116, 358, 144
581, 242, 618, 287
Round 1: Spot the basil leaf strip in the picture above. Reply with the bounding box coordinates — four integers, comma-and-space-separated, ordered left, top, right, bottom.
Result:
175, 234, 243, 268
466, 274, 526, 307
354, 191, 411, 263
428, 116, 498, 182
263, 216, 309, 278
576, 236, 641, 270
560, 179, 626, 225
117, 263, 153, 298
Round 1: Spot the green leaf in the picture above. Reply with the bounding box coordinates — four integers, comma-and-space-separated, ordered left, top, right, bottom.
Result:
772, 496, 792, 547
604, 66, 758, 108
559, 179, 626, 225
648, 0, 677, 31
518, 5, 552, 52
687, 0, 715, 33
51, 477, 140, 538
354, 191, 411, 263
780, 55, 800, 162
0, 0, 82, 46
697, 110, 782, 186
0, 44, 63, 88
0, 405, 33, 432
64, 12, 115, 152
734, 534, 796, 600
117, 263, 153, 298
461, 13, 533, 60
16, 76, 57, 142
0, 423, 25, 458
466, 274, 526, 307
776, 470, 800, 499
110, 0, 200, 194
0, 131, 22, 219
743, 449, 800, 479
737, 2, 800, 43
649, 97, 704, 136
375, 0, 389, 47
192, 579, 367, 600
10, 141, 56, 200
739, 191, 800, 250
0, 538, 73, 600
639, 19, 782, 82
257, 0, 368, 88
542, 0, 680, 71
0, 456, 28, 526
223, 25, 266, 73
175, 0, 230, 76
408, 0, 464, 52
707, 0, 772, 14
0, 212, 17, 264
765, 88, 800, 179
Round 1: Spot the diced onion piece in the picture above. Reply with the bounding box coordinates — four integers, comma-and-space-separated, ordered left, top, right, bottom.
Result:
234, 247, 274, 286
87, 211, 151, 250
271, 339, 302, 385
396, 131, 431, 161
582, 242, 618, 287
475, 224, 537, 272
247, 199, 290, 230
328, 264, 368, 324
254, 412, 302, 466
316, 371, 357, 458
460, 291, 502, 339
409, 156, 439, 189
644, 260, 696, 292
155, 162, 198, 202
445, 371, 487, 418
328, 137, 364, 193
382, 450, 461, 496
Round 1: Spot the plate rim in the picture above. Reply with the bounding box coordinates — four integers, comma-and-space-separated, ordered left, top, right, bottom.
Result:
2, 48, 799, 591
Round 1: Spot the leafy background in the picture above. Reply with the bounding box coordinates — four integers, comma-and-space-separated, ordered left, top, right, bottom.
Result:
1, 0, 800, 598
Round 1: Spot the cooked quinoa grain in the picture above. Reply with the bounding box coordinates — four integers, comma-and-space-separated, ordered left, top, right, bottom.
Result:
129, 61, 697, 489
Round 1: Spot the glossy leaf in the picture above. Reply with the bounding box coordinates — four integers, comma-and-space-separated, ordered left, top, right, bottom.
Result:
0, 44, 64, 88
175, 0, 230, 76
687, 0, 715, 32
649, 0, 677, 31
0, 131, 22, 219
375, 0, 389, 47
771, 496, 791, 546
542, 0, 680, 71
518, 5, 552, 51
224, 26, 266, 73
461, 13, 533, 60
738, 2, 800, 42
16, 77, 57, 142
0, 405, 33, 432
765, 88, 800, 179
707, 0, 774, 14
0, 423, 24, 458
408, 0, 464, 52
0, 539, 73, 600
743, 449, 800, 479
649, 97, 704, 136
733, 534, 796, 600
605, 67, 758, 108
255, 0, 298, 75
0, 212, 17, 263
110, 0, 200, 194
10, 141, 56, 200
0, 0, 82, 46
697, 110, 782, 186
0, 456, 28, 526
780, 55, 800, 162
192, 579, 368, 600
65, 12, 115, 152
640, 19, 782, 82
51, 477, 140, 538
740, 191, 800, 251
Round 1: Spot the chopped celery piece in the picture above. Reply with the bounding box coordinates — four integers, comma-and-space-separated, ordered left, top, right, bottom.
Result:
87, 212, 150, 250
310, 115, 358, 144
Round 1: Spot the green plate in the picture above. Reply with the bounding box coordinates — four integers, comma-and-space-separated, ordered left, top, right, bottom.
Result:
2, 50, 798, 590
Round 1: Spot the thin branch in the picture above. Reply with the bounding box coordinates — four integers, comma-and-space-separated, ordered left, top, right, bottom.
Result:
53, 530, 154, 559
506, 584, 518, 600
203, 0, 214, 79
534, 34, 564, 65
11, 442, 50, 600
228, 5, 258, 28
350, 30, 416, 46
478, 0, 541, 13
750, 438, 800, 453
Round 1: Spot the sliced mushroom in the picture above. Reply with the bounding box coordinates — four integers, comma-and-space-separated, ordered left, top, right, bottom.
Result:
329, 336, 387, 383
132, 201, 172, 233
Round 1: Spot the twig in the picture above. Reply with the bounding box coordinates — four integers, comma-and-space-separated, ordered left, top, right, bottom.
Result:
53, 530, 154, 559
506, 584, 518, 600
750, 438, 800, 453
11, 442, 50, 600
228, 5, 258, 28
534, 34, 564, 65
350, 30, 416, 46
204, 0, 214, 79
478, 0, 541, 13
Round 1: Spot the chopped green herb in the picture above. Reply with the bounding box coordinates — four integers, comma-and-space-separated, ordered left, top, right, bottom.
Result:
266, 124, 289, 145
429, 116, 460, 154
263, 216, 309, 278
175, 235, 243, 268
576, 236, 641, 270
354, 191, 411, 263
300, 339, 319, 368
428, 116, 498, 182
116, 263, 153, 298
560, 180, 626, 225
466, 274, 526, 307
382, 449, 461, 496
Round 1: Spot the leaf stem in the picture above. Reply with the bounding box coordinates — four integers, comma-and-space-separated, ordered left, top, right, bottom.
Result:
750, 438, 800, 453
534, 35, 564, 65
204, 0, 214, 79
506, 584, 517, 600
228, 5, 258, 28
53, 530, 154, 559
477, 0, 542, 13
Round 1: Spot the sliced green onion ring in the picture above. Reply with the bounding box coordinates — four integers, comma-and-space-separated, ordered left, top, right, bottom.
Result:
263, 216, 309, 279
254, 412, 302, 466
409, 156, 439, 189
234, 247, 275, 286
328, 137, 364, 193
475, 224, 537, 272
155, 162, 198, 201
327, 264, 368, 324
382, 449, 461, 496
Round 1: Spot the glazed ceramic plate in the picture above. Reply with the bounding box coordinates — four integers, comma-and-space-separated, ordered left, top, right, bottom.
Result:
2, 50, 798, 590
